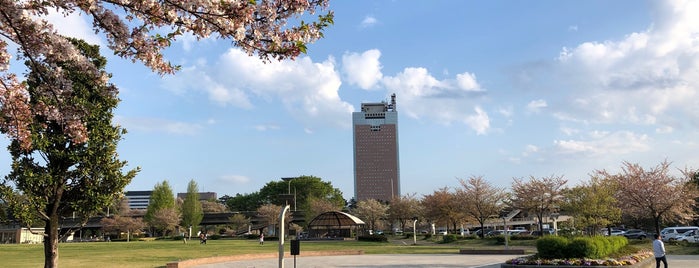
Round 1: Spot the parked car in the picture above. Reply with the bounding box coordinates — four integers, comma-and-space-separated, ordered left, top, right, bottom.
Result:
437, 230, 448, 235
507, 230, 529, 236
675, 230, 698, 243
486, 230, 506, 237
530, 229, 555, 236
609, 229, 626, 236
623, 229, 648, 239
661, 226, 699, 242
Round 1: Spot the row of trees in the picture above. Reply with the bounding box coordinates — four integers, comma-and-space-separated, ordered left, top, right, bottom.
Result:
349, 160, 698, 237
101, 179, 229, 240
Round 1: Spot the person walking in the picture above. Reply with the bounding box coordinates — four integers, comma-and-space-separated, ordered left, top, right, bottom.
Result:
259, 233, 264, 245
653, 234, 668, 268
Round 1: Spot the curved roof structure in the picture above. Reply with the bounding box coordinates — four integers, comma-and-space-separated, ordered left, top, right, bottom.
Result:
308, 211, 365, 227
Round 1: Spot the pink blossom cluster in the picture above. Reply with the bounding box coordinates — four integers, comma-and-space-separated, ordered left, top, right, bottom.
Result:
0, 0, 332, 150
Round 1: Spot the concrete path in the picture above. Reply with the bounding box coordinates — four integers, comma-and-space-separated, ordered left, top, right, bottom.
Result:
194, 254, 526, 268
195, 254, 699, 268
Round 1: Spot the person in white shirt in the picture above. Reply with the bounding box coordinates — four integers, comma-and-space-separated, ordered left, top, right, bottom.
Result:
653, 234, 667, 268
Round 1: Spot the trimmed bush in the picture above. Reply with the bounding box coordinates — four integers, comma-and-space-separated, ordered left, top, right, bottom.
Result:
537, 236, 629, 259
536, 236, 570, 259
510, 234, 537, 240
358, 235, 388, 242
567, 237, 595, 258
442, 234, 458, 243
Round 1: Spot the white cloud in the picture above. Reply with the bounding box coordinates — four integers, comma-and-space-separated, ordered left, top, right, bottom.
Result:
342, 49, 383, 89
382, 67, 489, 134
361, 16, 378, 28
254, 124, 280, 131
116, 116, 203, 135
161, 48, 354, 129
498, 106, 514, 117
456, 72, 481, 90
464, 106, 490, 135
43, 10, 103, 47
219, 175, 250, 184
553, 131, 650, 156
526, 99, 547, 113
552, 0, 699, 128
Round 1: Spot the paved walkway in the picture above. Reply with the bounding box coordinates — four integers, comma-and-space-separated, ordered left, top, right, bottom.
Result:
195, 254, 699, 268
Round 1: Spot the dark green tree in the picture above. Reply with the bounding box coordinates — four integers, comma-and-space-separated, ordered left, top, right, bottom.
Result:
181, 179, 203, 229
258, 175, 346, 212
221, 192, 264, 212
0, 38, 139, 267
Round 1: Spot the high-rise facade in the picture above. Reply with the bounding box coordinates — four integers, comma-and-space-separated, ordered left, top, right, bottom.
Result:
352, 94, 400, 202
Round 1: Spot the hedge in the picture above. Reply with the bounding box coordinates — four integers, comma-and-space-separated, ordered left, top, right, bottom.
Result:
537, 236, 628, 259
357, 235, 388, 242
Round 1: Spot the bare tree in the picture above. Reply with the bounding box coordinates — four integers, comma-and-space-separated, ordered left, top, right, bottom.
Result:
306, 197, 343, 223
256, 204, 290, 236
100, 216, 145, 242
353, 199, 389, 232
202, 201, 228, 213
459, 176, 506, 238
150, 207, 180, 237
388, 193, 422, 231
228, 213, 251, 235
510, 175, 567, 234
421, 187, 464, 232
596, 160, 699, 235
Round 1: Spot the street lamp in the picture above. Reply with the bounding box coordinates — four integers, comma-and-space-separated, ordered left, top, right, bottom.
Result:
549, 213, 560, 236
281, 177, 297, 211
412, 217, 418, 245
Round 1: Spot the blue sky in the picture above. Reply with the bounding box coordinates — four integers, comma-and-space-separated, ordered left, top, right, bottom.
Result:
3, 0, 699, 201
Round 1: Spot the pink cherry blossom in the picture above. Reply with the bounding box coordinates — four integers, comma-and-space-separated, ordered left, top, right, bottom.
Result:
0, 0, 332, 150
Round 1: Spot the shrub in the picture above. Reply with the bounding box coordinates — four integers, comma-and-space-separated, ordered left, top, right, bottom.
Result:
442, 234, 459, 243
536, 236, 570, 259
567, 237, 595, 258
423, 233, 432, 239
209, 234, 221, 240
461, 234, 478, 240
511, 234, 537, 240
357, 235, 388, 242
537, 236, 629, 259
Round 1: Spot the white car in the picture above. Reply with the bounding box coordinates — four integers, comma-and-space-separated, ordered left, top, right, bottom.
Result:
675, 230, 698, 243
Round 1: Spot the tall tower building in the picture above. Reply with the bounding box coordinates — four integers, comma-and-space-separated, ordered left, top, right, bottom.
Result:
352, 94, 400, 202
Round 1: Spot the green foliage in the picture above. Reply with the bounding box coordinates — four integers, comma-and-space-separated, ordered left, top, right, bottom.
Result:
537, 236, 629, 259
441, 234, 459, 243
180, 180, 203, 228
221, 192, 263, 212
510, 234, 538, 240
222, 175, 346, 223
536, 236, 570, 259
145, 180, 175, 223
357, 235, 388, 242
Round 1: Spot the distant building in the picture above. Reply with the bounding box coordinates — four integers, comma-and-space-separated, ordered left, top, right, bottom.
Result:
352, 93, 401, 202
0, 228, 44, 244
176, 192, 217, 201
124, 191, 152, 210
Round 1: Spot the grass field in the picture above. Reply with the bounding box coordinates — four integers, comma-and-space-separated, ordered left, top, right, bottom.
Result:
0, 236, 695, 268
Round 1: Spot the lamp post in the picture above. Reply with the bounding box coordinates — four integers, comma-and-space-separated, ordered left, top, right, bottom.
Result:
281, 177, 297, 211
549, 213, 560, 236
412, 217, 418, 245
278, 205, 291, 268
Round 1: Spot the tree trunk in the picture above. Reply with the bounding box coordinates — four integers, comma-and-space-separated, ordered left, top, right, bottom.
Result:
44, 215, 59, 268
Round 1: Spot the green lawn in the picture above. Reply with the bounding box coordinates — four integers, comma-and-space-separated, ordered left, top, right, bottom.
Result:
0, 236, 696, 268
0, 237, 480, 268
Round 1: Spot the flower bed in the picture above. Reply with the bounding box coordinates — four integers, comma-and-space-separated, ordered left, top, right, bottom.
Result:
502, 250, 654, 267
